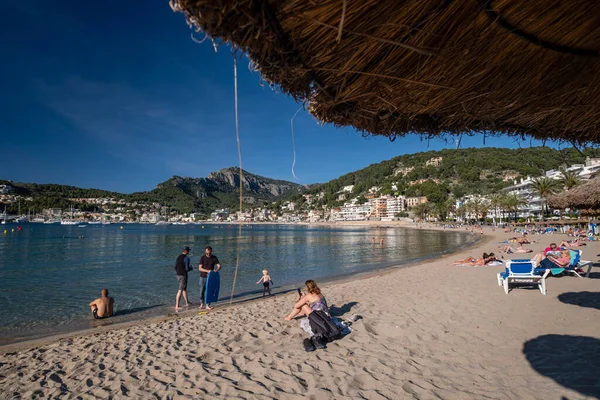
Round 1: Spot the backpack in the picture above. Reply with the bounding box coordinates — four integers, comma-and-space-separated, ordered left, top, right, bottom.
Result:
308, 310, 341, 343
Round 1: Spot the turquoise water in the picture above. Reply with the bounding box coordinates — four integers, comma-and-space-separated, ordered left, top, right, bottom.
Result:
0, 224, 476, 342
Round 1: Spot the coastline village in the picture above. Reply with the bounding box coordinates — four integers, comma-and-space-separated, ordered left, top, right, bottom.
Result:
3, 156, 599, 226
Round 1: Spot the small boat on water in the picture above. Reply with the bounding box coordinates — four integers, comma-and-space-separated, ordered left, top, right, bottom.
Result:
14, 216, 28, 224
60, 220, 79, 225
156, 221, 170, 226
88, 221, 101, 225
44, 219, 61, 224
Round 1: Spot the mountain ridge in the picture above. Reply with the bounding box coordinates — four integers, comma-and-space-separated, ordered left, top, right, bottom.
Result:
1, 167, 307, 216
2, 147, 598, 216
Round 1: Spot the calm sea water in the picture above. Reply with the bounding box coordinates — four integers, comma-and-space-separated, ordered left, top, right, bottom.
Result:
0, 223, 476, 343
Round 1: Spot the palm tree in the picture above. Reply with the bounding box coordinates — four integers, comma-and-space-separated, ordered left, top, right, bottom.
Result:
455, 204, 467, 223
560, 169, 581, 190
502, 193, 527, 222
411, 202, 432, 221
435, 198, 455, 222
530, 177, 560, 218
488, 193, 507, 225
465, 197, 489, 223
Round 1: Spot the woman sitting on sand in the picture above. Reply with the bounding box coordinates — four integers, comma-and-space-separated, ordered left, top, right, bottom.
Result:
453, 252, 497, 266
285, 280, 329, 321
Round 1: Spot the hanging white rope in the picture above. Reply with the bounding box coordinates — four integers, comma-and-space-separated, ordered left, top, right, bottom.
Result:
230, 55, 243, 305
290, 106, 303, 181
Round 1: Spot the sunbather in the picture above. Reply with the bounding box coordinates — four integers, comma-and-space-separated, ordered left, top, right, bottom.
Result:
453, 252, 497, 266
501, 244, 533, 254
559, 239, 586, 248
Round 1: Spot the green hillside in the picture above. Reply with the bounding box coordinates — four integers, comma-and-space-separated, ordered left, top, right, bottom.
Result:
2, 147, 597, 217
1, 167, 306, 216
303, 147, 596, 207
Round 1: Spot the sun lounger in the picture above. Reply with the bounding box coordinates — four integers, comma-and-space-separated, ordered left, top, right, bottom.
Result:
565, 250, 594, 278
497, 260, 550, 295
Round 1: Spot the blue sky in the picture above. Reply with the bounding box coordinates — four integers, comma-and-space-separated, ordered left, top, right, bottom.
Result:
1, 1, 553, 193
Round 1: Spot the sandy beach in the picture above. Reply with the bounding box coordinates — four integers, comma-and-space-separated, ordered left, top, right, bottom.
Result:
1, 228, 599, 399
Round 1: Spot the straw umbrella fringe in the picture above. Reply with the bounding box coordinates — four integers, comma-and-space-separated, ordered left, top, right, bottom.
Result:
171, 0, 600, 144
548, 178, 600, 210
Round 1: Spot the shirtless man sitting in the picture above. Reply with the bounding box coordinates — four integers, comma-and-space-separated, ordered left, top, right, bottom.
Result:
89, 288, 114, 319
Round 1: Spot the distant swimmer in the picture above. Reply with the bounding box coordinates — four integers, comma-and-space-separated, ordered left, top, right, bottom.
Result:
89, 288, 114, 319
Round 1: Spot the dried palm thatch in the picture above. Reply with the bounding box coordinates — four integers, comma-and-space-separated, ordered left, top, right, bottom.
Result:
548, 178, 600, 210
170, 0, 600, 142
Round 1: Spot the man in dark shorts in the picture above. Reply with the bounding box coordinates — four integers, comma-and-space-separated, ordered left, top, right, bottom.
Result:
175, 246, 192, 311
89, 288, 114, 319
198, 245, 221, 310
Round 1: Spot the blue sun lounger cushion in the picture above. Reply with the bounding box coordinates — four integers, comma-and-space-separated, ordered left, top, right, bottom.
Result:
497, 260, 549, 295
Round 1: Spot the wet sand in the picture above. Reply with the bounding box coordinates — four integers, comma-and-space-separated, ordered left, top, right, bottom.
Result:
0, 228, 598, 399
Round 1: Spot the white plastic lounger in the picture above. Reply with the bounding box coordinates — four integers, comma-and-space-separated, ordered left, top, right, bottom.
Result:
497, 260, 550, 295
564, 250, 594, 278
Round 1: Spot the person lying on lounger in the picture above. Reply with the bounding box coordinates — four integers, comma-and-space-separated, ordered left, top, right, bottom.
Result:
532, 250, 571, 269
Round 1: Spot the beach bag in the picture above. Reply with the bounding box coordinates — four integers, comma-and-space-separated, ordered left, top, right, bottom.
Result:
308, 310, 341, 342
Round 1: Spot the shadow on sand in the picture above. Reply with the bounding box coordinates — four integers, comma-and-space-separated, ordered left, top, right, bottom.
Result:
558, 291, 600, 311
523, 335, 600, 398
330, 301, 359, 317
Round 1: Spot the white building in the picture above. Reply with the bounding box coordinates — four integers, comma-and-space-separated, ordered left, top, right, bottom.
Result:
140, 212, 160, 223
211, 208, 230, 221
0, 185, 13, 194
385, 196, 406, 219
501, 177, 543, 218
307, 209, 324, 223
338, 200, 372, 221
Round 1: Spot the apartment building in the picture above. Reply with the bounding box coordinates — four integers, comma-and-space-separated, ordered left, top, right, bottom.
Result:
406, 196, 428, 208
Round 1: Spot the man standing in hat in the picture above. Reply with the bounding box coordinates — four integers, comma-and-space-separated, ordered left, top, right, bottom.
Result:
174, 246, 192, 311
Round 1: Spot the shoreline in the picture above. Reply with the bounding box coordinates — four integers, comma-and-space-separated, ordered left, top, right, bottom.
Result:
1, 228, 598, 398
0, 226, 485, 352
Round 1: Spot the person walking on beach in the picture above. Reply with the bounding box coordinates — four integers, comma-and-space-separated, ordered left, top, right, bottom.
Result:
89, 288, 114, 319
174, 246, 193, 311
198, 246, 221, 310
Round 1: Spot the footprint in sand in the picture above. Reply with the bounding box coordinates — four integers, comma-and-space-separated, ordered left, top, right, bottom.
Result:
363, 322, 378, 336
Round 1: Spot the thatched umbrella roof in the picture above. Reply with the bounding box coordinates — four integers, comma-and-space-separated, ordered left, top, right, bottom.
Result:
171, 0, 600, 143
548, 178, 600, 210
